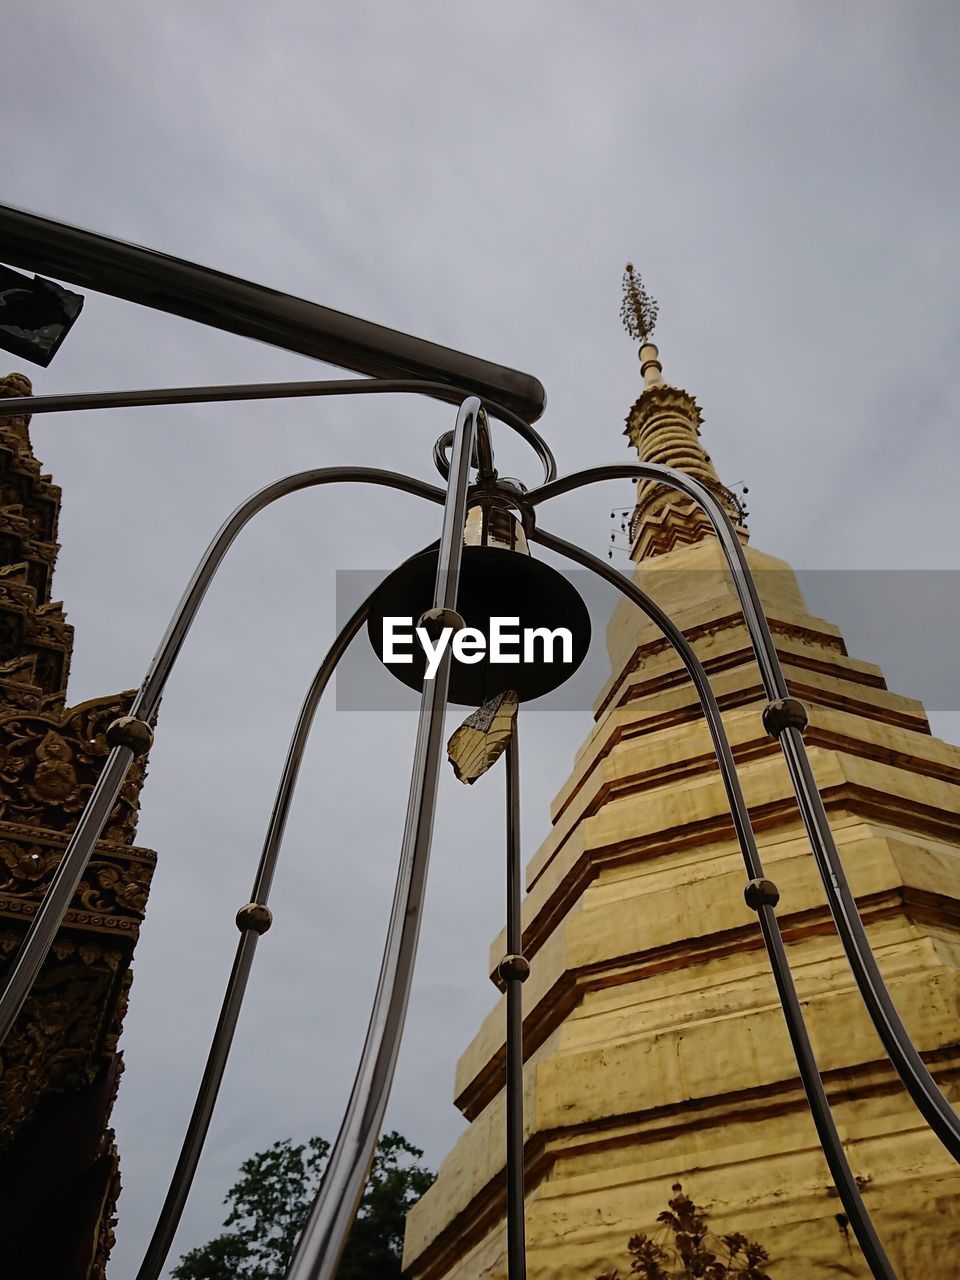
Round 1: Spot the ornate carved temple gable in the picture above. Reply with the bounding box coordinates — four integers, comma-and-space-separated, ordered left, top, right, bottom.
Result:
0, 372, 156, 1280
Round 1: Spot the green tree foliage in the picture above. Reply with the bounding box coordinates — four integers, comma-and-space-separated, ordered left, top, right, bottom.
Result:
171, 1131, 435, 1280
596, 1183, 773, 1280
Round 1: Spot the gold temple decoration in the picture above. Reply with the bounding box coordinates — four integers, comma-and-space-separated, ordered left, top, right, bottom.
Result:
619, 263, 659, 345
447, 690, 519, 785
616, 264, 746, 560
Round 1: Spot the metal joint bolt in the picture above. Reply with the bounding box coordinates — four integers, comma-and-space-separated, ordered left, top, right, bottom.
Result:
236, 902, 273, 935
105, 715, 154, 756
497, 953, 530, 983
761, 696, 808, 738
417, 607, 465, 640
744, 877, 781, 911
496, 480, 536, 535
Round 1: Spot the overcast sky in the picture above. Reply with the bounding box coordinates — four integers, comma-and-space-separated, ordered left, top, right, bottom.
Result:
3, 3, 960, 1275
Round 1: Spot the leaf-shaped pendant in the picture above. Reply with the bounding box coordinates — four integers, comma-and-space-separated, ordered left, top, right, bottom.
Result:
447, 689, 519, 785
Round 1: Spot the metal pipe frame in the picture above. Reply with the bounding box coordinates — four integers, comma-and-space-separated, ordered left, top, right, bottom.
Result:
0, 465, 447, 1050
0, 379, 540, 1274
145, 514, 866, 1278
134, 498, 895, 1280
529, 464, 960, 1167
0, 379, 557, 484
503, 725, 527, 1280
285, 397, 480, 1280
0, 203, 546, 422
532, 524, 894, 1278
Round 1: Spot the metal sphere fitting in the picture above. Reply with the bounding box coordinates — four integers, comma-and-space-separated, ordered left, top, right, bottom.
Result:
762, 697, 809, 739
236, 902, 273, 934
105, 715, 154, 756
497, 953, 530, 983
417, 607, 465, 640
744, 878, 781, 911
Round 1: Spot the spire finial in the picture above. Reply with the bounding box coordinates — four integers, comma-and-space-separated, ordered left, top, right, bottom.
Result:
621, 265, 662, 385
620, 263, 659, 345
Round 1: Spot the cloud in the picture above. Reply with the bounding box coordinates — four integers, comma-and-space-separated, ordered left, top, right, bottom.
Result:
3, 1, 959, 1273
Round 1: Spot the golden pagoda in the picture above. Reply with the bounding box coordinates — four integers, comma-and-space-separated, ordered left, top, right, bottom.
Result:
0, 374, 155, 1278
403, 279, 960, 1278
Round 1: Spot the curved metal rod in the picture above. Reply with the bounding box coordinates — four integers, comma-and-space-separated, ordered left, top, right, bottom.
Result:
134, 543, 427, 1280
530, 464, 960, 1165
534, 526, 895, 1279
286, 398, 480, 1280
0, 378, 556, 484
432, 406, 496, 484
0, 467, 446, 1050
503, 722, 527, 1280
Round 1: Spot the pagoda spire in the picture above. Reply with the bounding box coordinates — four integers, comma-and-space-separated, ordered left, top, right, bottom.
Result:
620, 265, 747, 560
404, 286, 960, 1280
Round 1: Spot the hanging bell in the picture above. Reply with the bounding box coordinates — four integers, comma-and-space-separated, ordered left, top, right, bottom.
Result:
367, 489, 591, 705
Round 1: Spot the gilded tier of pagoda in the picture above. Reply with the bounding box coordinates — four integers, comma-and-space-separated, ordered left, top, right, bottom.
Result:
0, 373, 155, 1278
403, 285, 960, 1278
